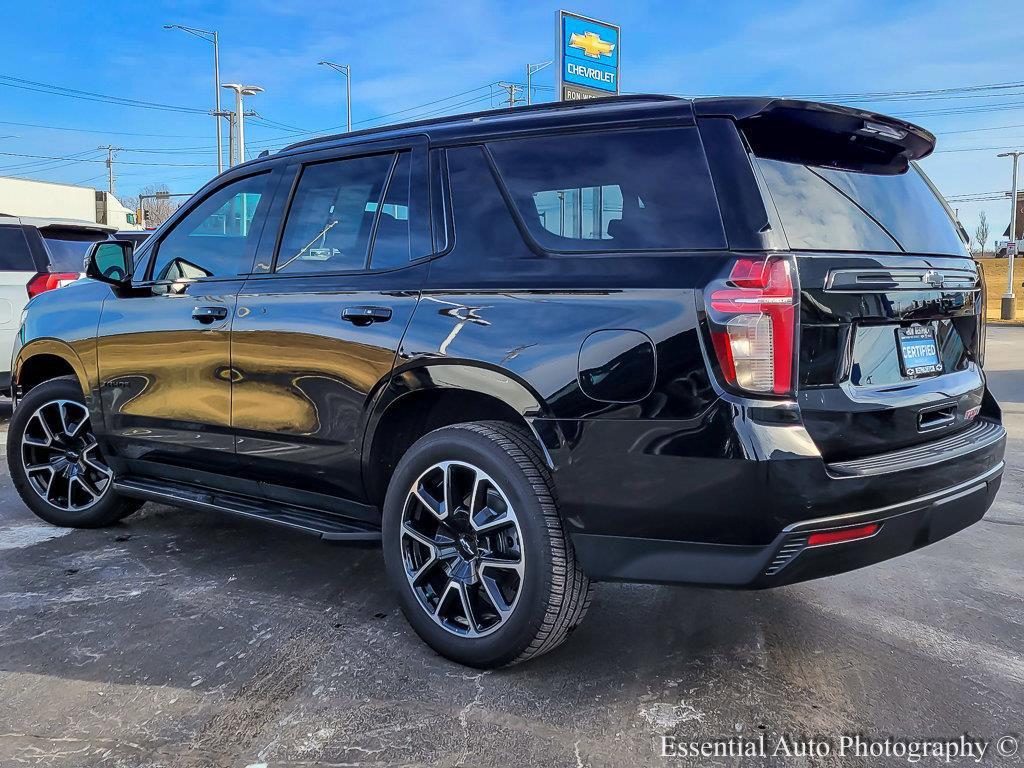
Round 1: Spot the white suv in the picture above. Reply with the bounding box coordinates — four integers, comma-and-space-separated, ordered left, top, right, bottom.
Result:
0, 216, 115, 395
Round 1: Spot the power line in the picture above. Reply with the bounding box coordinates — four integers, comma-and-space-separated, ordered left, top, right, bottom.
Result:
241, 82, 503, 147
935, 145, 1024, 154
938, 122, 1024, 135
0, 119, 210, 139
0, 74, 208, 114
0, 150, 212, 167
2, 156, 107, 179
0, 148, 103, 174
897, 101, 1024, 117
946, 190, 1010, 198
785, 80, 1024, 101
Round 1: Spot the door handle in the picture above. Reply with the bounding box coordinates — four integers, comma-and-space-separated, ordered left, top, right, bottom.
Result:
341, 306, 392, 326
192, 306, 229, 324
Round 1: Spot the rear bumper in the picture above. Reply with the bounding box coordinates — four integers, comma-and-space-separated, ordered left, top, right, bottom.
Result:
572, 460, 1003, 587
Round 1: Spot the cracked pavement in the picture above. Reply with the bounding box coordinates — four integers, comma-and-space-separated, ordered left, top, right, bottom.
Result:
0, 327, 1021, 767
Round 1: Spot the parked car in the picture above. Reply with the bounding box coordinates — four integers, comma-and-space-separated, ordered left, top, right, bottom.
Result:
6, 96, 1006, 668
0, 216, 115, 395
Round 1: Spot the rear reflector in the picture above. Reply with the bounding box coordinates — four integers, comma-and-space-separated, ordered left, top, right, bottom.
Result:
27, 272, 79, 299
806, 523, 880, 547
705, 256, 798, 395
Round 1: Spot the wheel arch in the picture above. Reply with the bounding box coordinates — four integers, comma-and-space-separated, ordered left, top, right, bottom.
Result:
14, 340, 90, 401
361, 361, 564, 506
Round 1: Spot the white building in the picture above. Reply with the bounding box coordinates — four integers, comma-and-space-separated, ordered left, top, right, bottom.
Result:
0, 176, 141, 230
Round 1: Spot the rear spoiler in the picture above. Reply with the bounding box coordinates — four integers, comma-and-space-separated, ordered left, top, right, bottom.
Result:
16, 216, 117, 234
693, 98, 935, 175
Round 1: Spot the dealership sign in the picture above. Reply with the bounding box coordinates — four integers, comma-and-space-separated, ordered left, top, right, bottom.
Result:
559, 11, 619, 101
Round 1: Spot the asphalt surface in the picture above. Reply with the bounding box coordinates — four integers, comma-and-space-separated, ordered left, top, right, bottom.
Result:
0, 328, 1021, 768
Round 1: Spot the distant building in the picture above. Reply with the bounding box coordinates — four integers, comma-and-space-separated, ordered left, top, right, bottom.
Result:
0, 176, 141, 230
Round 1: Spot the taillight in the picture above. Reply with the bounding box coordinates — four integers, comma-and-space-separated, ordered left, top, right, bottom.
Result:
705, 256, 798, 396
27, 272, 79, 299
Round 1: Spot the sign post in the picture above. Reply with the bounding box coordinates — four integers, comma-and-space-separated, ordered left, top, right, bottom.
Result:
559, 11, 619, 101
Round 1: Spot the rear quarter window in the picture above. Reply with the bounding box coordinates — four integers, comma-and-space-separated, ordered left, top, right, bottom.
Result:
487, 127, 726, 252
0, 225, 35, 271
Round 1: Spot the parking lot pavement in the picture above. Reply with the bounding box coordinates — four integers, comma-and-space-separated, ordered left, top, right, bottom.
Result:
0, 329, 1020, 768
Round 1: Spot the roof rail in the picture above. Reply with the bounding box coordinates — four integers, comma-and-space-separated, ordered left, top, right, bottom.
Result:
282, 93, 681, 152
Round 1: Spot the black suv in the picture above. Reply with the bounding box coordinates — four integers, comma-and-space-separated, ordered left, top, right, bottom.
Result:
7, 96, 1006, 668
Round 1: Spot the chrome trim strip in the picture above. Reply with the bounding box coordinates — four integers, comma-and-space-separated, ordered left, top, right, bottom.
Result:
826, 420, 1005, 478
824, 267, 978, 293
783, 461, 1004, 534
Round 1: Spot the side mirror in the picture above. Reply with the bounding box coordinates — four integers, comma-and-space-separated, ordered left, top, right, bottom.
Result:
85, 240, 133, 286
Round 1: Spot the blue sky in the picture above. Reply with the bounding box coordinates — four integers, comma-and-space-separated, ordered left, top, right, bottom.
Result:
1, 0, 1021, 242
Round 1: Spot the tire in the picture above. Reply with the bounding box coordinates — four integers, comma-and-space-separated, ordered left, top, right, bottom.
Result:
382, 421, 592, 668
7, 377, 141, 528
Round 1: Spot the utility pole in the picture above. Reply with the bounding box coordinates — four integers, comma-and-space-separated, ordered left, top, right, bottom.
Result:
997, 151, 1023, 320
98, 145, 122, 195
496, 82, 523, 108
526, 61, 552, 105
214, 109, 234, 166
164, 24, 223, 174
226, 111, 236, 167
318, 61, 352, 132
222, 84, 263, 164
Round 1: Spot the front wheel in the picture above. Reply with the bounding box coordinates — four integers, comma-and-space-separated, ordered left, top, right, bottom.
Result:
382, 421, 591, 668
7, 377, 141, 528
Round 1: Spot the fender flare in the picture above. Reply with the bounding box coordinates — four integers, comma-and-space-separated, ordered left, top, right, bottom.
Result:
14, 338, 93, 406
359, 360, 566, 483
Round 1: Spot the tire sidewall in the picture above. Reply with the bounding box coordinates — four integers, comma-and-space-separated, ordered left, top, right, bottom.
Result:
7, 378, 123, 528
382, 425, 556, 668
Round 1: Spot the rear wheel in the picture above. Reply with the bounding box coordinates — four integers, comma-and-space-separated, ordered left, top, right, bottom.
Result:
8, 378, 141, 528
382, 421, 591, 668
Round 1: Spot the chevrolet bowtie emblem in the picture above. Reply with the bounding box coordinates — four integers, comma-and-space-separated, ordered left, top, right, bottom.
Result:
569, 31, 615, 59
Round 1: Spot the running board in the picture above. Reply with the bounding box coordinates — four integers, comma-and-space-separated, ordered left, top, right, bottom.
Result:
113, 477, 382, 542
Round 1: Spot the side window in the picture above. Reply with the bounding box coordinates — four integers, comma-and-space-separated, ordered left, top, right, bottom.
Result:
150, 173, 269, 280
488, 127, 726, 252
368, 151, 431, 270
368, 153, 411, 269
276, 154, 395, 274
0, 226, 35, 271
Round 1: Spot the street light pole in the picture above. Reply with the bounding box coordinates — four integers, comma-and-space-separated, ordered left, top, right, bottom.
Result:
164, 24, 223, 174
213, 31, 222, 171
997, 150, 1023, 320
222, 84, 263, 164
526, 60, 552, 105
318, 62, 352, 132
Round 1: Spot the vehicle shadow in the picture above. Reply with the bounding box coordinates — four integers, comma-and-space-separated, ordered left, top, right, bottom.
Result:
0, 500, 838, 699
1, 499, 1008, 766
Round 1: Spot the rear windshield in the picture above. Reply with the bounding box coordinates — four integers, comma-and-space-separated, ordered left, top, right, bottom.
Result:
488, 128, 726, 252
40, 229, 109, 273
756, 158, 967, 256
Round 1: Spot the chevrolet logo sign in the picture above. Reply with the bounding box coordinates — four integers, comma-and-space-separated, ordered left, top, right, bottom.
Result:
569, 31, 615, 59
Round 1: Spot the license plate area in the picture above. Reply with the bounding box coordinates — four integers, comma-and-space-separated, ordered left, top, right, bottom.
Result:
896, 325, 942, 378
